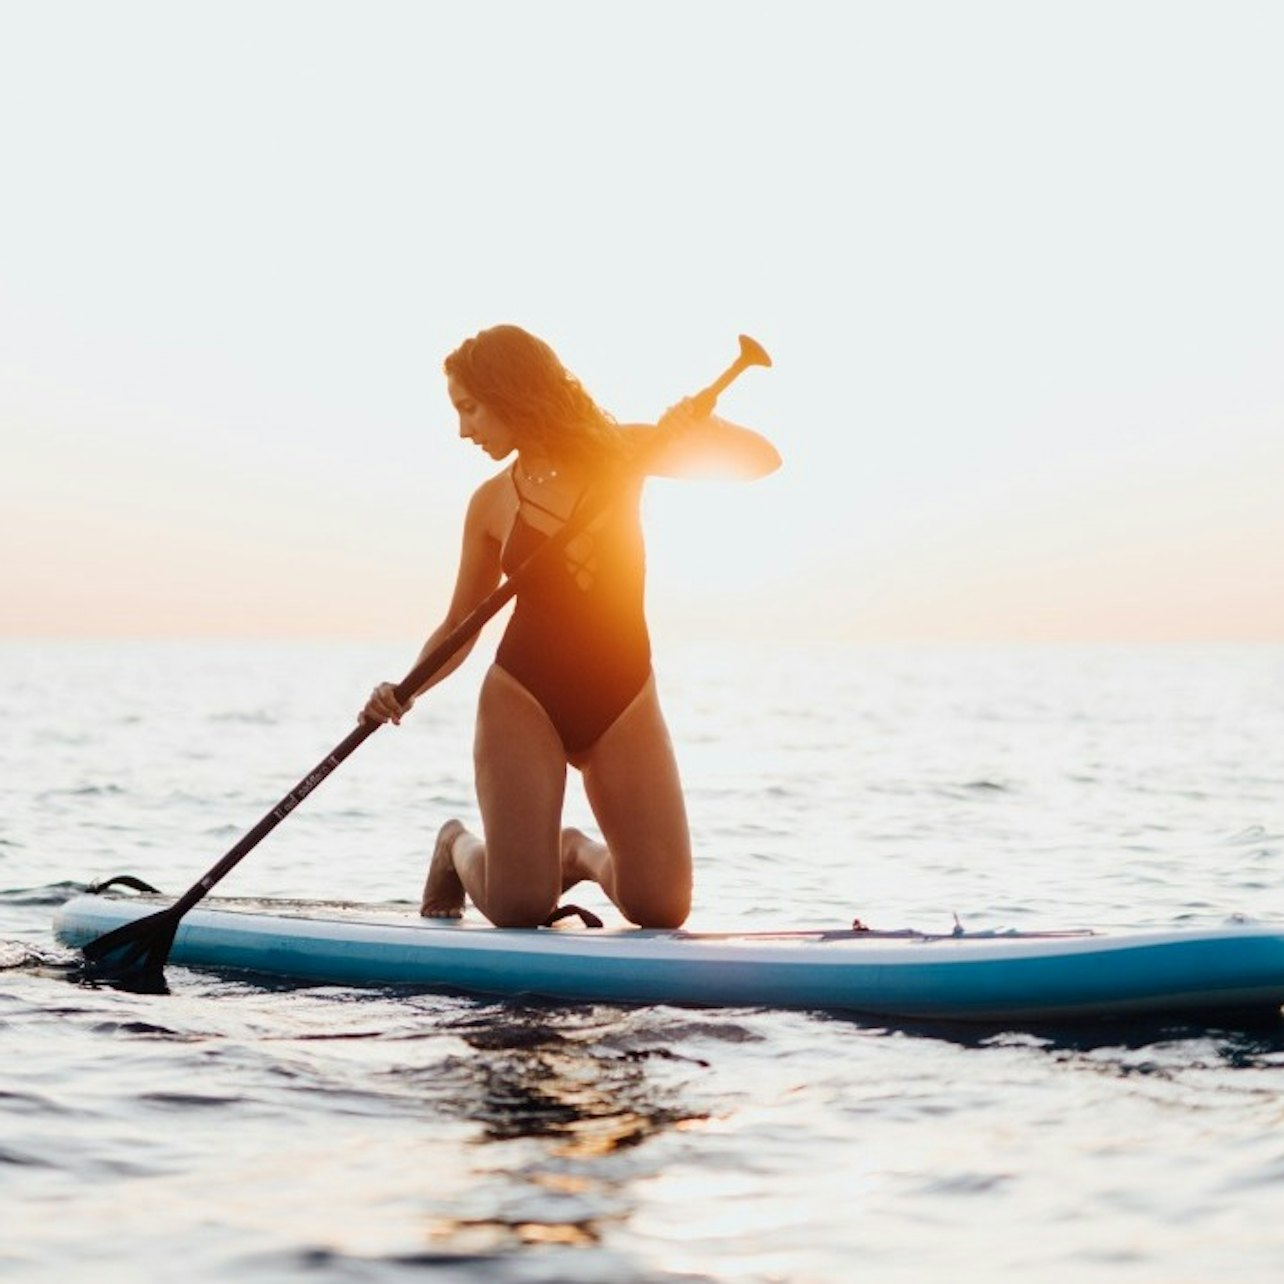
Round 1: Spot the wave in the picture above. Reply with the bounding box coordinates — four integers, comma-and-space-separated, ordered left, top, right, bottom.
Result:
0, 939, 83, 975
0, 881, 91, 907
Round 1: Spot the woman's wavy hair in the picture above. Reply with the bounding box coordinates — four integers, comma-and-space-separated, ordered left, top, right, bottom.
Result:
444, 325, 627, 468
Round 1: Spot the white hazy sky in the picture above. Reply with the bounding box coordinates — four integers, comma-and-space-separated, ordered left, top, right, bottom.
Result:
2, 1, 1282, 645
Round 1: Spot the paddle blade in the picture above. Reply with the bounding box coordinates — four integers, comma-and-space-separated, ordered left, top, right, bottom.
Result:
78, 907, 180, 994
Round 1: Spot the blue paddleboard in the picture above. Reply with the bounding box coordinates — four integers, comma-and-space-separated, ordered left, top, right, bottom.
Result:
53, 892, 1284, 1022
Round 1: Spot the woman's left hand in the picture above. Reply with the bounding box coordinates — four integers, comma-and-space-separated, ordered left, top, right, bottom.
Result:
361, 681, 413, 726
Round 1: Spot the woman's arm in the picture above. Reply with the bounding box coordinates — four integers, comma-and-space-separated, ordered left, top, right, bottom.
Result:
361, 480, 506, 725
630, 402, 782, 481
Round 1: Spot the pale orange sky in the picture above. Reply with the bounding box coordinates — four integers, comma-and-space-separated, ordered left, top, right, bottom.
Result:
3, 2, 1282, 645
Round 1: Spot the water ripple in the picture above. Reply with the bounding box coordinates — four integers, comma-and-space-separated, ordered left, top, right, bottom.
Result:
5, 640, 1284, 1282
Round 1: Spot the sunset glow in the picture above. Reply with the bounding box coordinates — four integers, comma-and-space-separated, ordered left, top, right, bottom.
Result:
2, 5, 1281, 644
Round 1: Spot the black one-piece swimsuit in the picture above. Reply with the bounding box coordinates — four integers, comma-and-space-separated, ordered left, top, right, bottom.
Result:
495, 466, 652, 756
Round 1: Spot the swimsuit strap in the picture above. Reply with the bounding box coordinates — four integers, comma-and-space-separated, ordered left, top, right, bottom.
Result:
509, 461, 594, 526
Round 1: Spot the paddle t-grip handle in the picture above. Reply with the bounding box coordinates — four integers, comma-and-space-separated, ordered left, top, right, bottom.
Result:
689, 334, 772, 419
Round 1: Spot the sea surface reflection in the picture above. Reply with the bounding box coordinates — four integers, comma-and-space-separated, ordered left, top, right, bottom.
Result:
5, 640, 1284, 1280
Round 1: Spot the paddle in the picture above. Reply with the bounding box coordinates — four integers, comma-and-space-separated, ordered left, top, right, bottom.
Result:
78, 334, 772, 991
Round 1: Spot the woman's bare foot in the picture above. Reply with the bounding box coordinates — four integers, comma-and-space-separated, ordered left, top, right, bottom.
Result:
559, 827, 611, 894
421, 819, 467, 918
558, 827, 587, 893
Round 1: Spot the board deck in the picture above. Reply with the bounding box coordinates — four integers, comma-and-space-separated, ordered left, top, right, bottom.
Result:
54, 893, 1284, 1022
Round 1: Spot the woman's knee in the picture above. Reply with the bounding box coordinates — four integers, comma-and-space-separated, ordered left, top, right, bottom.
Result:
617, 884, 691, 931
483, 882, 559, 929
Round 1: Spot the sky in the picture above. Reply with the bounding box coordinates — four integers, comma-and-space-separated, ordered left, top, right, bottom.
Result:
2, 0, 1282, 646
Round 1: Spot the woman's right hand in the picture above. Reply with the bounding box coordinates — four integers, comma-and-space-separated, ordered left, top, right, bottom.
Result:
361, 681, 412, 726
656, 396, 704, 438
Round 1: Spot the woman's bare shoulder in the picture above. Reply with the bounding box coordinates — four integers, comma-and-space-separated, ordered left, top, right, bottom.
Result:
464, 467, 518, 540
614, 422, 661, 460
623, 415, 781, 481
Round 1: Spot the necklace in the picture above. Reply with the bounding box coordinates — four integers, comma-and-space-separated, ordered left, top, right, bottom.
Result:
521, 460, 559, 487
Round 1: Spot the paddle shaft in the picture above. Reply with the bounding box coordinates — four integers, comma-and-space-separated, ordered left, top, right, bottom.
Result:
132, 337, 771, 921
162, 502, 603, 920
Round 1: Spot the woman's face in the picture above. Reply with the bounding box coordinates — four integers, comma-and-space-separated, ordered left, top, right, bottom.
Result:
448, 374, 518, 460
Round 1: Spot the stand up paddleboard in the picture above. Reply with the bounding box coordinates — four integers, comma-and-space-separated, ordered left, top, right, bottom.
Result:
55, 891, 1284, 1022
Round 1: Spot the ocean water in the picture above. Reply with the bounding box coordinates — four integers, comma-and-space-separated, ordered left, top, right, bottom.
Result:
3, 638, 1284, 1283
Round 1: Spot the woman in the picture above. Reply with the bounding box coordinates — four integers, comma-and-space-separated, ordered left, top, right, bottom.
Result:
361, 325, 780, 929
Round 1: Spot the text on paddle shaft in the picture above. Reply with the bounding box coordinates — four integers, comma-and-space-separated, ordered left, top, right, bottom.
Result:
273, 756, 341, 821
